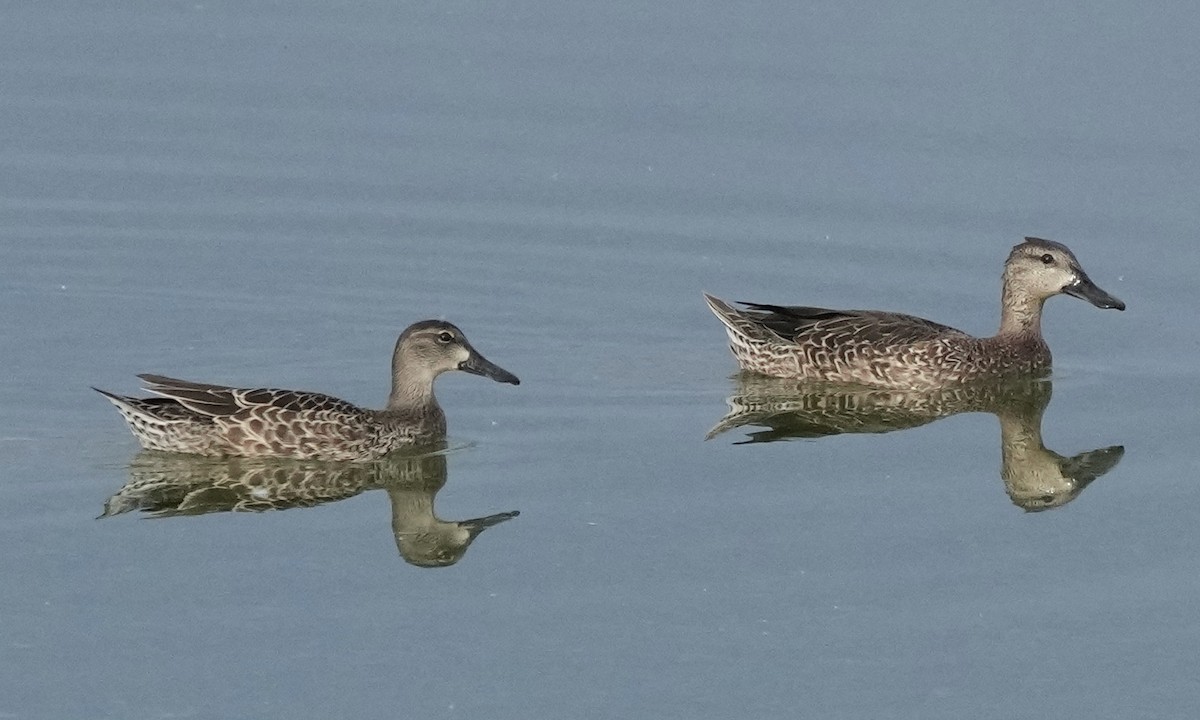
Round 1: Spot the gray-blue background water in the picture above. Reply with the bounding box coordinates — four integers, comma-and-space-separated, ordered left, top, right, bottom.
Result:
2, 2, 1198, 718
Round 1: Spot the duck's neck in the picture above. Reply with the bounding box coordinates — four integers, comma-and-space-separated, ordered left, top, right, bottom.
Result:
386, 352, 439, 412
998, 279, 1046, 338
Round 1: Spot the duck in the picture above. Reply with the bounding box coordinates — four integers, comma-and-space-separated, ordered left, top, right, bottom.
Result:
703, 237, 1124, 389
95, 320, 519, 461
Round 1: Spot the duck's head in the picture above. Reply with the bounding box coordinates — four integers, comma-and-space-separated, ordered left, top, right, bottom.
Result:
1004, 237, 1125, 310
396, 320, 520, 385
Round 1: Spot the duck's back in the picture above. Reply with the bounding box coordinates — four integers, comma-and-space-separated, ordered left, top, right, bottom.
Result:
737, 303, 969, 347
135, 375, 417, 460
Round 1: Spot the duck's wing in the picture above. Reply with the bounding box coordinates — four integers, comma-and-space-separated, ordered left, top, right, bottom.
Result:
734, 302, 969, 347
94, 387, 210, 422
137, 374, 364, 418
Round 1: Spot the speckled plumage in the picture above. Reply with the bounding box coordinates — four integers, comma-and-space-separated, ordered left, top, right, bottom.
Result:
704, 237, 1125, 389
96, 320, 519, 461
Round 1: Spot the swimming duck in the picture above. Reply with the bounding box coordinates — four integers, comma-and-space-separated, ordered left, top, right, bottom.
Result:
704, 237, 1124, 389
95, 320, 519, 461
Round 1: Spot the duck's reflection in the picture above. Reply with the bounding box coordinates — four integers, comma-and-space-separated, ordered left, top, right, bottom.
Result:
708, 374, 1122, 511
102, 448, 518, 566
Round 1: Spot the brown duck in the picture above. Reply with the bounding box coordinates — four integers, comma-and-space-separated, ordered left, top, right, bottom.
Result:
95, 320, 519, 461
704, 237, 1124, 389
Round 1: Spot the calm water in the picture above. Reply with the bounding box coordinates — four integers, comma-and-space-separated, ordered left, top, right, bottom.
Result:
2, 3, 1199, 718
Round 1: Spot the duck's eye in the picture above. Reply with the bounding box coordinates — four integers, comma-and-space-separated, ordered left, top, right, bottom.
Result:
1040, 253, 1055, 265
436, 331, 454, 344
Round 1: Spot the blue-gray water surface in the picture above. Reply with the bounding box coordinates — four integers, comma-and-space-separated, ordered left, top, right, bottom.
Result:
2, 3, 1199, 718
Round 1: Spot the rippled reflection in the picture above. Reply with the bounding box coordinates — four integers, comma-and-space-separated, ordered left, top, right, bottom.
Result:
709, 374, 1123, 511
102, 448, 518, 567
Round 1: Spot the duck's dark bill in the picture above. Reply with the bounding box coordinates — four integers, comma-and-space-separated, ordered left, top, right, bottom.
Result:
460, 352, 521, 385
1063, 275, 1125, 311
